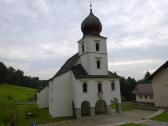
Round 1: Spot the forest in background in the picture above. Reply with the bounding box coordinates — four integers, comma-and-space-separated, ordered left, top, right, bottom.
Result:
0, 61, 151, 101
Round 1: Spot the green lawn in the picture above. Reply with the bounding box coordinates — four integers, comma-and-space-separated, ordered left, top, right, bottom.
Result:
0, 84, 72, 126
16, 105, 72, 126
112, 102, 137, 112
120, 123, 148, 126
152, 112, 168, 122
0, 84, 37, 102
0, 84, 37, 126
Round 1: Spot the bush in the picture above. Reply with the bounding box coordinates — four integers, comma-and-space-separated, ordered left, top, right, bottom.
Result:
1, 109, 13, 125
24, 105, 39, 118
6, 94, 14, 100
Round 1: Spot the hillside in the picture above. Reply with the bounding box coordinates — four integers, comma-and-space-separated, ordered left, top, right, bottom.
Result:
0, 84, 37, 126
0, 84, 37, 102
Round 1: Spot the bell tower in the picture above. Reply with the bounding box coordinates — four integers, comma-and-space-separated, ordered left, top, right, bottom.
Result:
78, 7, 108, 75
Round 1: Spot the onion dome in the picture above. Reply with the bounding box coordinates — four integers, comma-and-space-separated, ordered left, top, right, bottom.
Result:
81, 10, 102, 36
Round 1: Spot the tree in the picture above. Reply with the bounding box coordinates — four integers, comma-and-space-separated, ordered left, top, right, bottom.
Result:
137, 71, 151, 84
0, 62, 7, 83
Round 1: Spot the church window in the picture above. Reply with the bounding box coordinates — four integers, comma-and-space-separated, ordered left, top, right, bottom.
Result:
83, 83, 87, 93
97, 60, 101, 69
139, 95, 142, 98
111, 82, 115, 91
82, 44, 84, 53
96, 43, 100, 51
145, 95, 147, 99
150, 95, 153, 99
98, 83, 102, 92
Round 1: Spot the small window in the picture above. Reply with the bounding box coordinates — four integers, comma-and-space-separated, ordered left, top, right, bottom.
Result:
97, 60, 101, 69
82, 45, 84, 53
150, 95, 153, 99
139, 95, 142, 98
98, 83, 102, 92
145, 95, 147, 99
96, 43, 100, 51
111, 82, 115, 91
83, 83, 87, 93
51, 98, 53, 103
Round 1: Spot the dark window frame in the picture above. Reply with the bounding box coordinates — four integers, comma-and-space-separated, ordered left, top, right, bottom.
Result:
82, 44, 84, 53
98, 83, 102, 92
83, 83, 87, 93
97, 60, 101, 69
111, 82, 115, 91
96, 43, 100, 51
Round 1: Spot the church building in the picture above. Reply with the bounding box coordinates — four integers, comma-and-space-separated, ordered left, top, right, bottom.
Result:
37, 7, 122, 119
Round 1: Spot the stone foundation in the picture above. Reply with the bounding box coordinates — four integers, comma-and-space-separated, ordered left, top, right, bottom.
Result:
90, 107, 95, 117
116, 103, 122, 113
106, 105, 111, 115
75, 108, 81, 119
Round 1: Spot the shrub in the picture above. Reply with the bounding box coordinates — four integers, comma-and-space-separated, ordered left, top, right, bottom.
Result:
24, 105, 39, 118
6, 94, 14, 100
1, 109, 13, 125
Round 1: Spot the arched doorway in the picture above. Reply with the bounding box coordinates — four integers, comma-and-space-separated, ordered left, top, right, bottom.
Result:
95, 100, 107, 114
111, 98, 118, 112
81, 101, 90, 116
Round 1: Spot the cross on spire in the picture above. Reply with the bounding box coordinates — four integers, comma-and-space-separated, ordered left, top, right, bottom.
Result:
90, 0, 92, 12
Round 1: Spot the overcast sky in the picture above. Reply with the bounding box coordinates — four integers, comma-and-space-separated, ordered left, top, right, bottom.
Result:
0, 0, 168, 80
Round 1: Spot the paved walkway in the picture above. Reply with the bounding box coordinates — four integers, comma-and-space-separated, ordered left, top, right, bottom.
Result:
39, 110, 155, 126
142, 120, 168, 126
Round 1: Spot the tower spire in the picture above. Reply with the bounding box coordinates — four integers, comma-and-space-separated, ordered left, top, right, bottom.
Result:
90, 0, 92, 12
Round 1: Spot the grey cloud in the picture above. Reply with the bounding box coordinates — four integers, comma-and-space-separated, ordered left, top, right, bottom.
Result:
0, 0, 167, 80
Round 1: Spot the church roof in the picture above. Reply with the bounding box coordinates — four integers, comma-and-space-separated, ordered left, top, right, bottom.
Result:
49, 53, 79, 81
49, 53, 119, 81
72, 64, 119, 79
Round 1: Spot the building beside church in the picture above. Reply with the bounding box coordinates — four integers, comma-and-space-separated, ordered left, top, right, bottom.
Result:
132, 84, 154, 105
150, 61, 168, 107
37, 8, 122, 119
132, 61, 168, 107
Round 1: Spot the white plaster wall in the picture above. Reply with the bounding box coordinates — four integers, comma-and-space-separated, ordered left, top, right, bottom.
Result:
37, 86, 49, 108
152, 67, 168, 107
78, 36, 108, 75
72, 74, 121, 108
135, 94, 154, 103
49, 71, 73, 117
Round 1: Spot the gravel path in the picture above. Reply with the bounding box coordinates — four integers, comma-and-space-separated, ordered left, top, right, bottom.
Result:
142, 120, 168, 126
39, 110, 155, 126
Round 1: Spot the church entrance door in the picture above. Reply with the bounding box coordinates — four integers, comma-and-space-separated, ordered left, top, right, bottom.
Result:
95, 99, 107, 114
81, 101, 90, 116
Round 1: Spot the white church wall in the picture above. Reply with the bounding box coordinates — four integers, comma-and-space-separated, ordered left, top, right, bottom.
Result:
49, 71, 73, 117
87, 53, 108, 75
78, 36, 108, 75
37, 86, 49, 108
72, 76, 121, 108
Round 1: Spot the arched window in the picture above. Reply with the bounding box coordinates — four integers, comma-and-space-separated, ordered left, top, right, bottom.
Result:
82, 44, 84, 53
96, 43, 100, 51
98, 83, 102, 92
111, 82, 115, 91
83, 83, 87, 93
97, 60, 101, 69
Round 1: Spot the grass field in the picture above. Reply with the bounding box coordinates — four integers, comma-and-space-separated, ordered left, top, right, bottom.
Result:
152, 112, 168, 122
112, 102, 137, 112
0, 84, 37, 126
0, 84, 72, 126
0, 84, 36, 102
120, 123, 147, 126
16, 105, 72, 126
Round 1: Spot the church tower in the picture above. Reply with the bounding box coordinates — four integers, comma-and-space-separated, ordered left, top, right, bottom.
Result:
78, 7, 108, 75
